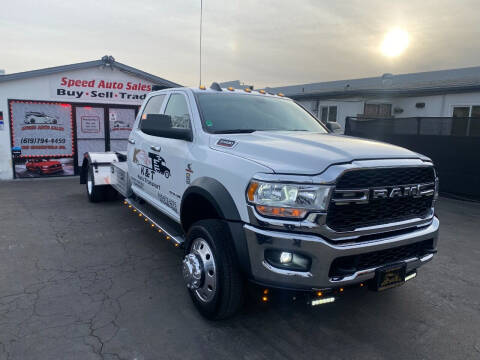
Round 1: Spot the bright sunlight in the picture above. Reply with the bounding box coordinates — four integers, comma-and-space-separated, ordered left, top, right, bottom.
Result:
381, 28, 409, 57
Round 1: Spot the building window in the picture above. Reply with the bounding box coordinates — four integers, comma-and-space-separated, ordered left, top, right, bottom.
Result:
364, 103, 392, 117
320, 106, 337, 122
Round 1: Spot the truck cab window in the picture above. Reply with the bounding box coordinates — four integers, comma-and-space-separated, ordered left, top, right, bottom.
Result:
164, 94, 191, 129
140, 94, 166, 125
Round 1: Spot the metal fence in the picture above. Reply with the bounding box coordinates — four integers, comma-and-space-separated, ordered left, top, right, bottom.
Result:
345, 117, 480, 200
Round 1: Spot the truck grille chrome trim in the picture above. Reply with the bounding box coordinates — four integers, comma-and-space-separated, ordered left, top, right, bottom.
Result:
327, 167, 435, 232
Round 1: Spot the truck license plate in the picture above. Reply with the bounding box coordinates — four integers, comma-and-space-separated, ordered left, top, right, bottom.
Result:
374, 263, 406, 291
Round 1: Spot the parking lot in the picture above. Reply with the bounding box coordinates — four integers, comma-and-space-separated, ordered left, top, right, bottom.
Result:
0, 177, 479, 360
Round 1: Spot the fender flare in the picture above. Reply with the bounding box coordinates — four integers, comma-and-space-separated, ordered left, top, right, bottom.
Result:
180, 177, 251, 275
180, 177, 241, 224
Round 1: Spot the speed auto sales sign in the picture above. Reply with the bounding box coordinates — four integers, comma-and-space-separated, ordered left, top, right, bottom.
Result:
10, 100, 74, 158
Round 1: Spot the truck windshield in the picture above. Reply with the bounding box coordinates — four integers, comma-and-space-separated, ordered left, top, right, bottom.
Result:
196, 93, 327, 133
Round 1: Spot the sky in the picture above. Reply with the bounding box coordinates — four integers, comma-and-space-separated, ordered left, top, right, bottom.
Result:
1, 0, 480, 88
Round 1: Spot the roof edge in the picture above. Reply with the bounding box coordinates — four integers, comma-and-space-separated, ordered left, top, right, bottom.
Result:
0, 56, 182, 88
288, 84, 480, 100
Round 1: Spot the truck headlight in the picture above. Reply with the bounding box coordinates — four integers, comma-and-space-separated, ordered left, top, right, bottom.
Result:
246, 180, 333, 219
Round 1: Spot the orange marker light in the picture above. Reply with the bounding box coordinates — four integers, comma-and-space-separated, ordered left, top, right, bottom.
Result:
144, 218, 148, 222
339, 287, 344, 292
158, 229, 162, 233
199, 85, 206, 90
262, 296, 268, 302
244, 88, 252, 93
259, 89, 266, 94
247, 182, 259, 202
228, 87, 234, 91
277, 93, 284, 97
317, 291, 323, 297
151, 224, 155, 228
263, 289, 269, 295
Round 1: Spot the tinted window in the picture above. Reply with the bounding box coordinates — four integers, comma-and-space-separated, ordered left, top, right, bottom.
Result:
164, 94, 191, 129
197, 93, 326, 133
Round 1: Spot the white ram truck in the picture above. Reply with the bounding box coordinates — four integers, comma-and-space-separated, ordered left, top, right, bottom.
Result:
80, 83, 439, 319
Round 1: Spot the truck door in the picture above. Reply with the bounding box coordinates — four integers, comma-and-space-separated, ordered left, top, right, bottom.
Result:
128, 94, 167, 199
140, 92, 195, 221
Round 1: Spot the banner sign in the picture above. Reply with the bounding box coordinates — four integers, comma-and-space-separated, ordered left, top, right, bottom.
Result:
9, 100, 74, 158
50, 76, 153, 104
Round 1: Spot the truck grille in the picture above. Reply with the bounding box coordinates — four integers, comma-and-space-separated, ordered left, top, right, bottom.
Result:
329, 239, 434, 278
327, 167, 435, 232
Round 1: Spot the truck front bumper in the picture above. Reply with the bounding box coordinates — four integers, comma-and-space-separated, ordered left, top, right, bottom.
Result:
244, 216, 439, 290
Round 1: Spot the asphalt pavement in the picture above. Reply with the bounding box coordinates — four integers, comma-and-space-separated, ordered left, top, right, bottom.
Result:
0, 178, 479, 360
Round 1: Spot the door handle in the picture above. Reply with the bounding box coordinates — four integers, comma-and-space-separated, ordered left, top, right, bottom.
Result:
128, 139, 135, 144
150, 145, 161, 152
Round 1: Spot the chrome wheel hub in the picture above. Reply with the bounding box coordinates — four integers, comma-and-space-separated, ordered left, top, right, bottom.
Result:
182, 238, 217, 302
182, 254, 203, 290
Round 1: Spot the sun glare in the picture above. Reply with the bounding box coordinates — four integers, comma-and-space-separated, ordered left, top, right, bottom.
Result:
381, 28, 409, 57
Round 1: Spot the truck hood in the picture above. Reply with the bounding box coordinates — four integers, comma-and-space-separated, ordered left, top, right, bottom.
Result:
209, 131, 425, 175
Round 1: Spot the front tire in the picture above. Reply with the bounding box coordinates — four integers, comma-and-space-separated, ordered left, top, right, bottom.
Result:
183, 219, 244, 320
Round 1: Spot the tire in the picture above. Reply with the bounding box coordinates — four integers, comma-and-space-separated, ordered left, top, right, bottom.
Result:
86, 165, 107, 202
183, 219, 244, 320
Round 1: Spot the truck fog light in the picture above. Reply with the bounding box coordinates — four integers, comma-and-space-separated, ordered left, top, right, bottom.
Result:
279, 252, 293, 264
265, 249, 311, 271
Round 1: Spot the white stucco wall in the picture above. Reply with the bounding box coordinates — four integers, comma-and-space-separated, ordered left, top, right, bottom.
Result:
0, 66, 155, 180
317, 100, 364, 129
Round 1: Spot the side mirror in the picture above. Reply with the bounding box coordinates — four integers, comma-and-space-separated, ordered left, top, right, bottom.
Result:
326, 121, 342, 133
140, 114, 193, 141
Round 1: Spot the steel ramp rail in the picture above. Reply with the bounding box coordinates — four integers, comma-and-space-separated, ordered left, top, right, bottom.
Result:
124, 197, 185, 247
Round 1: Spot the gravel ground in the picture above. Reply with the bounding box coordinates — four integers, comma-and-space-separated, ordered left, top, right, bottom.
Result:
0, 177, 479, 360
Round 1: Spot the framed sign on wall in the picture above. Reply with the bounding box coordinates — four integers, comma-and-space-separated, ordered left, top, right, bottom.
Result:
9, 100, 75, 178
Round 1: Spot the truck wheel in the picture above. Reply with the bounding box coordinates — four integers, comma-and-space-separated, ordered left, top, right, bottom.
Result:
86, 165, 106, 202
183, 219, 244, 320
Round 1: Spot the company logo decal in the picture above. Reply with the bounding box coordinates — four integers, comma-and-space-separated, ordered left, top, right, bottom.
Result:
217, 139, 236, 148
133, 148, 171, 180
185, 163, 193, 184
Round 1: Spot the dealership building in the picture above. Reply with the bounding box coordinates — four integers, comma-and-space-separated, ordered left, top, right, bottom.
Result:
0, 55, 179, 180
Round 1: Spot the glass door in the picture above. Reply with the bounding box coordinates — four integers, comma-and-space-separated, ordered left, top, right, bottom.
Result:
75, 106, 106, 165
108, 107, 136, 152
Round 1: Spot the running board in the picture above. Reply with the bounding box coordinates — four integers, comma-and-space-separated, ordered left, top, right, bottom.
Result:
124, 197, 185, 247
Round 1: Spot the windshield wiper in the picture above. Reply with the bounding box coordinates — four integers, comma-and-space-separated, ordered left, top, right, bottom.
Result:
212, 129, 257, 134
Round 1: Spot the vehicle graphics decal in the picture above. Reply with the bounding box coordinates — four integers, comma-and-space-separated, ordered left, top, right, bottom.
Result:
157, 192, 178, 213
185, 163, 193, 184
133, 148, 171, 185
